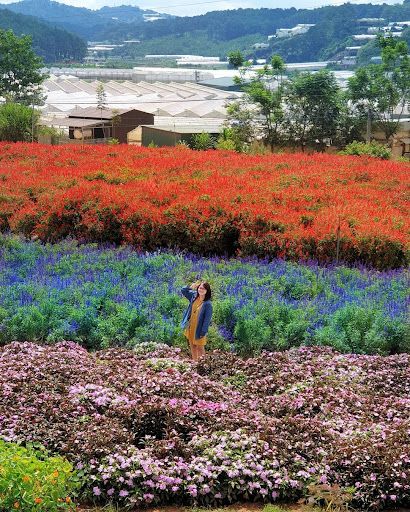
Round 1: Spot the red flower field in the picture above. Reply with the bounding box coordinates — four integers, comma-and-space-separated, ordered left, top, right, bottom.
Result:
0, 143, 408, 268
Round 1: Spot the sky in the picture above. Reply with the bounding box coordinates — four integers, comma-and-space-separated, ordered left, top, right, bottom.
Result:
0, 0, 402, 16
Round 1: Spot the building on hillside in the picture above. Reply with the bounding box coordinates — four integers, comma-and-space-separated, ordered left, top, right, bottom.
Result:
40, 107, 154, 144
252, 43, 270, 49
341, 46, 362, 66
275, 24, 315, 38
352, 34, 378, 42
131, 124, 222, 147
357, 18, 385, 26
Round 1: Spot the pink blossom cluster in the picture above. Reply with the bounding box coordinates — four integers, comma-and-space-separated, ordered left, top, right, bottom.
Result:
0, 342, 408, 509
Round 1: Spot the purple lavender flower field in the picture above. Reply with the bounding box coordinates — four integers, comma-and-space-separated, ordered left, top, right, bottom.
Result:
1, 341, 409, 510
0, 235, 408, 355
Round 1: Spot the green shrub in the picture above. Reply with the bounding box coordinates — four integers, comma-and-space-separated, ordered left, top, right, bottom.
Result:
206, 325, 231, 351
340, 140, 391, 159
234, 316, 271, 356
0, 103, 39, 142
0, 439, 80, 511
216, 138, 237, 151
190, 132, 215, 150
313, 305, 407, 354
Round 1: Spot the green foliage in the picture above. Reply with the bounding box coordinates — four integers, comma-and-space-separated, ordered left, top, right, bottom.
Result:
234, 316, 272, 356
0, 29, 47, 104
0, 236, 407, 355
348, 36, 410, 142
313, 305, 407, 355
223, 370, 248, 388
0, 102, 39, 142
340, 140, 391, 159
37, 125, 65, 145
233, 55, 286, 150
228, 49, 245, 68
0, 7, 86, 63
263, 506, 286, 512
216, 127, 243, 152
101, 3, 410, 63
307, 482, 355, 512
216, 137, 237, 151
284, 70, 342, 151
206, 325, 231, 351
0, 439, 80, 511
190, 132, 215, 151
224, 101, 255, 152
96, 83, 107, 111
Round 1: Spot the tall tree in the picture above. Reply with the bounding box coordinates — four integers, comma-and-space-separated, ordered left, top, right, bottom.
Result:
284, 70, 342, 151
228, 50, 245, 69
96, 83, 108, 111
233, 55, 286, 150
348, 35, 410, 143
0, 29, 47, 105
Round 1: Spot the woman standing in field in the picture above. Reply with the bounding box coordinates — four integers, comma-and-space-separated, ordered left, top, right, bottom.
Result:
181, 280, 212, 361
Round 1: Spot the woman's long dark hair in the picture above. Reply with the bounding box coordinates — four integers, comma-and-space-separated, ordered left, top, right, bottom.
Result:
198, 282, 212, 301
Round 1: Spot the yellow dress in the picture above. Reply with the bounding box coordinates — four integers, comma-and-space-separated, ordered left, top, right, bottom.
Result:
184, 297, 207, 347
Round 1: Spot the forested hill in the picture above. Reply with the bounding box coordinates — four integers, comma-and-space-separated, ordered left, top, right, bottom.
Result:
3, 0, 410, 63
110, 1, 410, 62
4, 0, 171, 40
0, 8, 86, 62
138, 2, 410, 41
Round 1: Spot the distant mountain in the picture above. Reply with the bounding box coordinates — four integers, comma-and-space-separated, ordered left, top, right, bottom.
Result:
0, 7, 86, 62
109, 2, 410, 63
3, 0, 410, 64
97, 5, 159, 23
4, 0, 171, 40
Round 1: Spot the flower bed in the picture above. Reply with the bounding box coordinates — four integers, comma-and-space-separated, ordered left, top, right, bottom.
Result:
0, 439, 79, 511
0, 342, 408, 509
0, 236, 408, 354
0, 143, 408, 268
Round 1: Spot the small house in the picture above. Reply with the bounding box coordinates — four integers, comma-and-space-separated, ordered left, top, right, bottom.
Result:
41, 107, 154, 144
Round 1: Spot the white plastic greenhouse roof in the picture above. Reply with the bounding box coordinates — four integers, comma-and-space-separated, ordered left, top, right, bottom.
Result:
42, 77, 240, 119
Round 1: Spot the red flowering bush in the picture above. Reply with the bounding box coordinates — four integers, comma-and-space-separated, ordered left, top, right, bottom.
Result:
0, 342, 408, 509
0, 143, 408, 269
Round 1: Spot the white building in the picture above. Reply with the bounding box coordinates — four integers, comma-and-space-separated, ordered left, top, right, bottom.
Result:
275, 24, 315, 38
352, 34, 378, 42
252, 43, 270, 49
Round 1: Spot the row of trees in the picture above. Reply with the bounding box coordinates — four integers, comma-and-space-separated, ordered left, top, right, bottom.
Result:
226, 36, 410, 152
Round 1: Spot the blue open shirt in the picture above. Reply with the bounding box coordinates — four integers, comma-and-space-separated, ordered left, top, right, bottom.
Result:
180, 286, 213, 340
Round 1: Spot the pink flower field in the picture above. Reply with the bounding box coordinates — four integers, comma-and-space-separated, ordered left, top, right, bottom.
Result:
1, 341, 408, 510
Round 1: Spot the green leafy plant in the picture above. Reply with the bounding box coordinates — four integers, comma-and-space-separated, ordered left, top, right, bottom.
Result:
0, 439, 80, 511
190, 132, 215, 150
223, 370, 248, 388
306, 482, 355, 512
340, 141, 391, 159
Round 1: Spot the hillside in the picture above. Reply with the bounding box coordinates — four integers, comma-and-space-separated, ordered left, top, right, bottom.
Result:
4, 0, 171, 40
0, 8, 86, 62
3, 0, 410, 62
109, 2, 410, 62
